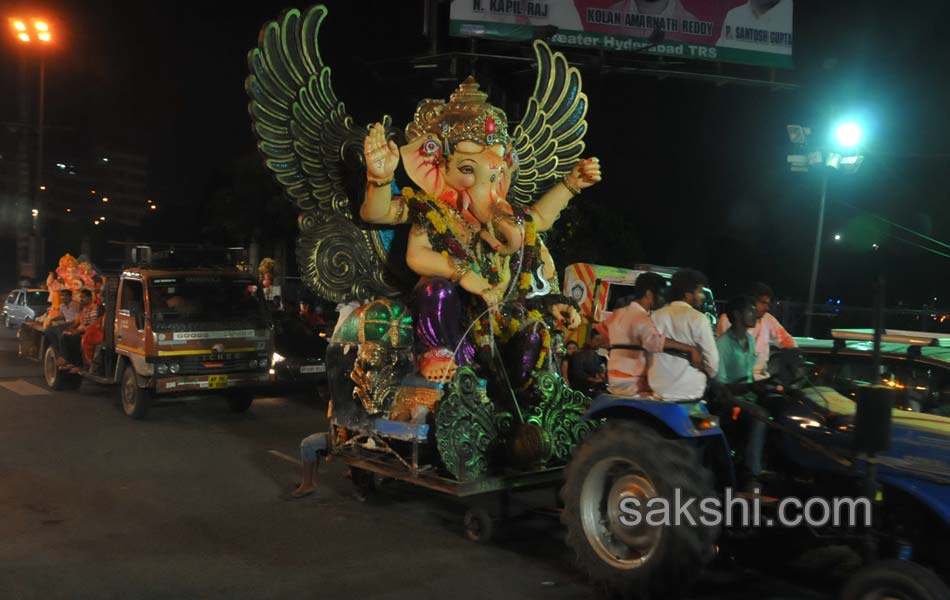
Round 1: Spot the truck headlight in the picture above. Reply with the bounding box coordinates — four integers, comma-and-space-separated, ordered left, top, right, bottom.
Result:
156, 363, 169, 375
272, 352, 285, 364
169, 363, 180, 374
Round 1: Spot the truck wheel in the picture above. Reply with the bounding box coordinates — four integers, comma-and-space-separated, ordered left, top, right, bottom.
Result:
120, 364, 150, 420
561, 420, 718, 599
841, 560, 950, 600
226, 391, 254, 413
43, 345, 66, 390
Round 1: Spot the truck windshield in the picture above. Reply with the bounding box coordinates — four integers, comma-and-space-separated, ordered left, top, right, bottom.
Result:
148, 277, 265, 321
25, 291, 49, 306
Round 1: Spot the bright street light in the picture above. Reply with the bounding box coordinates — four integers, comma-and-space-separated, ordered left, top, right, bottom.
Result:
31, 209, 38, 217
787, 117, 867, 337
835, 121, 863, 149
11, 18, 52, 44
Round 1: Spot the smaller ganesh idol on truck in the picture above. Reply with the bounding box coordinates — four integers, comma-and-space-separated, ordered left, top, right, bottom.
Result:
18, 245, 275, 419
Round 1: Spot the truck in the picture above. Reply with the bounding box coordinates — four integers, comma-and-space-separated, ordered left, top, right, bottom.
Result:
18, 246, 275, 419
562, 262, 720, 347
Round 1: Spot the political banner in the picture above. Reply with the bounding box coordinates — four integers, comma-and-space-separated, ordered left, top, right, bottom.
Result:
449, 0, 794, 68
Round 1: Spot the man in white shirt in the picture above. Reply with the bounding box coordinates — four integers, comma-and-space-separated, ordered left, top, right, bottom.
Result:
45, 289, 81, 365
604, 272, 702, 397
58, 290, 80, 323
649, 269, 719, 400
716, 282, 796, 381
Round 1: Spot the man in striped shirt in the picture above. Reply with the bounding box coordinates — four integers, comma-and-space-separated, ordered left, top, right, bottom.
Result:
62, 290, 100, 366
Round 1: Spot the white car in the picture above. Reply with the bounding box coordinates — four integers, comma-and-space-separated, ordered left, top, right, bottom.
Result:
3, 288, 50, 328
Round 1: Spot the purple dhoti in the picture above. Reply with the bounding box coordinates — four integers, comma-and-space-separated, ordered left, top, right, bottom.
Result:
413, 277, 476, 366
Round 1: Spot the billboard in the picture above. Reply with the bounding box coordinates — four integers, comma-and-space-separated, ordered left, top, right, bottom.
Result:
449, 0, 794, 68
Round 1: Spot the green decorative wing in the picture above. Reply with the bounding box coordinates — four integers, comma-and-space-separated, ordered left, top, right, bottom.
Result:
509, 40, 589, 205
246, 5, 402, 302
526, 370, 596, 461
435, 368, 512, 481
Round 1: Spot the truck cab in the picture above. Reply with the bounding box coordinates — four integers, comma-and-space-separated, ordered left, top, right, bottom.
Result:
563, 263, 718, 347
20, 247, 275, 419
110, 268, 273, 413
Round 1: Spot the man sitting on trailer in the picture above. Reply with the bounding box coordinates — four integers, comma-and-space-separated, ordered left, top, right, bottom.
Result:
45, 289, 82, 365
604, 272, 702, 397
649, 269, 719, 400
61, 289, 98, 366
79, 303, 107, 371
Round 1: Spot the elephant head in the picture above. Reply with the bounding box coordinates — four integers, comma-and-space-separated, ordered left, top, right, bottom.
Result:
401, 76, 525, 256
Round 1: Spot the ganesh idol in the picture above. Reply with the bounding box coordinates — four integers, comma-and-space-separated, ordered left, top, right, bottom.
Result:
247, 4, 601, 418
358, 77, 601, 384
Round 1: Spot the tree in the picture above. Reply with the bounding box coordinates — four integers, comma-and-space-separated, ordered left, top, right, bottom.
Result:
201, 153, 297, 245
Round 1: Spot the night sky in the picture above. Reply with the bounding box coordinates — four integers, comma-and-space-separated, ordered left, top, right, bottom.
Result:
4, 0, 949, 310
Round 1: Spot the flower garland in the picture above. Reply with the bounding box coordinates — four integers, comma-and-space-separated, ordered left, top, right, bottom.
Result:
406, 188, 559, 376
408, 191, 504, 286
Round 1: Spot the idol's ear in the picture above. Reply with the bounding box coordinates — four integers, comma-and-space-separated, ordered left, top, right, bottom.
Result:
400, 134, 446, 196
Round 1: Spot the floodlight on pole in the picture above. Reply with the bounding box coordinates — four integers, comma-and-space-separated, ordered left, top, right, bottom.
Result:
788, 117, 868, 337
835, 121, 862, 149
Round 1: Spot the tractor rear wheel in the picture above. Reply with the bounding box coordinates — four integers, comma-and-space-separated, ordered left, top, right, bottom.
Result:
561, 420, 719, 599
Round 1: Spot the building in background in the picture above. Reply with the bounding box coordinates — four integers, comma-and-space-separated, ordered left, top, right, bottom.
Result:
45, 147, 150, 228
0, 132, 152, 285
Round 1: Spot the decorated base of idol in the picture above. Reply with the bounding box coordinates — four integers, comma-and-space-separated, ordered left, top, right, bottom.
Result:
248, 5, 603, 482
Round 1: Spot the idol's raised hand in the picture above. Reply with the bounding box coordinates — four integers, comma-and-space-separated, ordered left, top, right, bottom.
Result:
364, 122, 400, 183
564, 157, 602, 192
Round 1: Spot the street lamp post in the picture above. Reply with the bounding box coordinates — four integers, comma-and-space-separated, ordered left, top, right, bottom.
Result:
36, 55, 45, 224
787, 120, 864, 337
804, 171, 829, 338
10, 17, 53, 277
